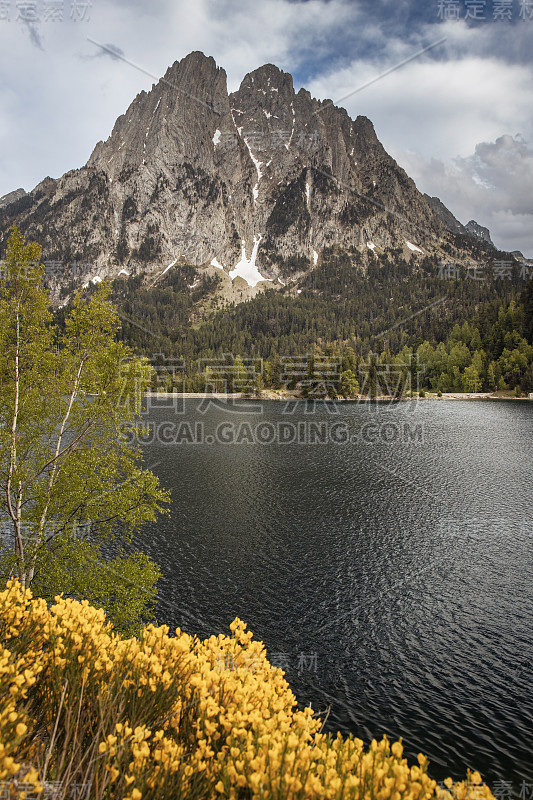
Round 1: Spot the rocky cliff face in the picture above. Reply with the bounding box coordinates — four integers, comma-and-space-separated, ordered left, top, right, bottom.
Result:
424, 194, 468, 237
0, 51, 491, 297
465, 220, 494, 247
0, 188, 27, 209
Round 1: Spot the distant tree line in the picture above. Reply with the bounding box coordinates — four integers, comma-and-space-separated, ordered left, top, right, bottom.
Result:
58, 247, 533, 396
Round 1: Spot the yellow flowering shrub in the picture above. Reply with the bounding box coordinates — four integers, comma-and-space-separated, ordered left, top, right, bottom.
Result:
0, 581, 498, 800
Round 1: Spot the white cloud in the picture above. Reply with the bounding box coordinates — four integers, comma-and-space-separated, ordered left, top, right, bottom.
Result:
305, 19, 533, 255
458, 135, 533, 216
307, 52, 533, 162
0, 0, 356, 194
396, 135, 533, 256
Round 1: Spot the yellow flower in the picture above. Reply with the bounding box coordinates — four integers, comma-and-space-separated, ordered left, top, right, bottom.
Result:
108, 766, 120, 782
392, 741, 403, 759
0, 580, 500, 800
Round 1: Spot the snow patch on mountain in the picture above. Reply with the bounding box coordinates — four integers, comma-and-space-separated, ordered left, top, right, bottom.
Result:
229, 236, 271, 287
159, 259, 178, 278
286, 102, 295, 150
82, 275, 103, 289
405, 240, 423, 253
244, 137, 263, 202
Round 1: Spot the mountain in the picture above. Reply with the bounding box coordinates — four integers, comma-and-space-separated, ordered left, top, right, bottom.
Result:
0, 50, 506, 307
465, 220, 494, 246
0, 188, 26, 210
423, 197, 498, 248
423, 194, 468, 237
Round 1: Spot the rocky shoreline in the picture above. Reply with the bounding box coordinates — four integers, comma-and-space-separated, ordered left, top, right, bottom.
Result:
144, 391, 532, 401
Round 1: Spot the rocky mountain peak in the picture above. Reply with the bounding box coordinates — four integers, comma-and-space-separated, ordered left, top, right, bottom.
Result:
0, 50, 499, 302
0, 188, 27, 209
162, 51, 229, 113
238, 63, 295, 97
465, 219, 494, 246
87, 50, 232, 181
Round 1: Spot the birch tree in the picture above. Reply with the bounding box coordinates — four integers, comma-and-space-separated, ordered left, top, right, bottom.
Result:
0, 227, 169, 630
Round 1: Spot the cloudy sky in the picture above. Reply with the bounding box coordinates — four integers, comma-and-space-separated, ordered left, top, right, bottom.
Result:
0, 0, 532, 254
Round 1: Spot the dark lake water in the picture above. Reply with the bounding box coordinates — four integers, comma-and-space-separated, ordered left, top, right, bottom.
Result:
132, 398, 533, 791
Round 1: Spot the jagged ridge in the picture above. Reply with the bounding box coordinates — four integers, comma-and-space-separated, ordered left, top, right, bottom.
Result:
0, 51, 501, 302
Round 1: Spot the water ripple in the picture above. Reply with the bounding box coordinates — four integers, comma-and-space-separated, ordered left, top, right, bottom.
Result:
133, 400, 533, 789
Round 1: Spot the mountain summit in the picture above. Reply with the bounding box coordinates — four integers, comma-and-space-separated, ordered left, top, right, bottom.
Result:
0, 51, 499, 297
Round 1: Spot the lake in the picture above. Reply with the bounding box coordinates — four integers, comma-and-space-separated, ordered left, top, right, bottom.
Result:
132, 397, 533, 791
